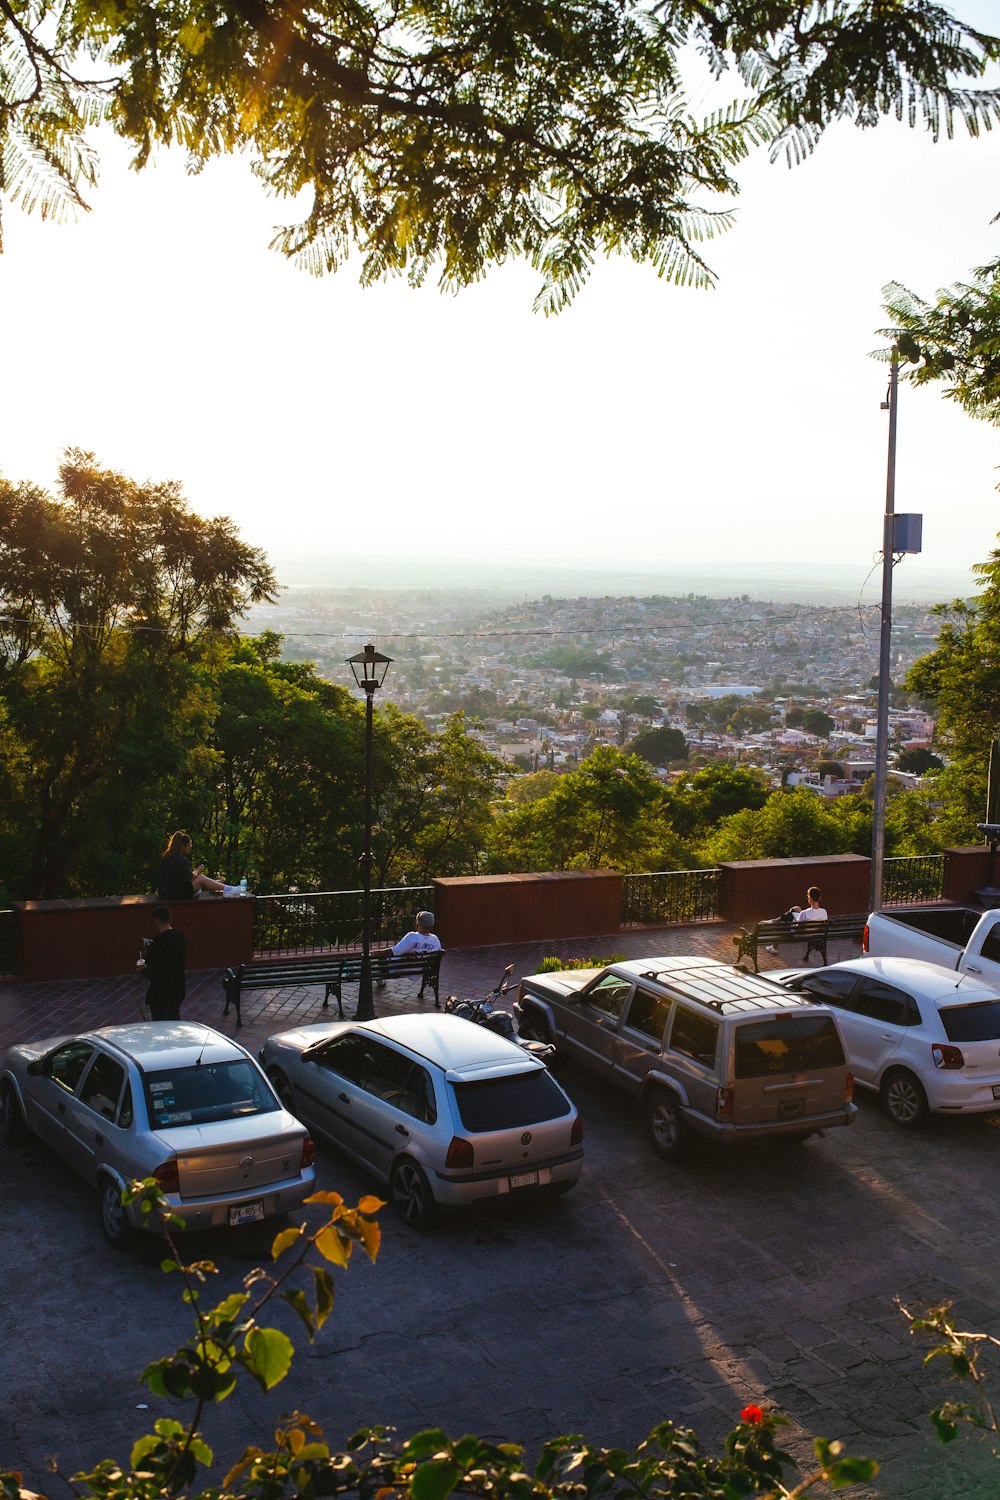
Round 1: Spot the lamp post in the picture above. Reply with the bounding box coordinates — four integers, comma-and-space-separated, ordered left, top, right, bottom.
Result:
346, 642, 393, 1021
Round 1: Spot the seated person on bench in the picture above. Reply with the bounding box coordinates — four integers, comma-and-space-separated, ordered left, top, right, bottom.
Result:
375, 910, 442, 995
763, 886, 828, 955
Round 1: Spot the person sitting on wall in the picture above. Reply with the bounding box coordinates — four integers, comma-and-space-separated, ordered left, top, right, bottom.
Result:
157, 831, 239, 900
375, 910, 443, 1004
136, 905, 186, 1021
764, 886, 828, 954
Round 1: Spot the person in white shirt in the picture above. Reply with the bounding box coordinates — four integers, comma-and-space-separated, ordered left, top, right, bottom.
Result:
375, 911, 443, 1002
392, 910, 443, 957
791, 887, 828, 923
764, 887, 828, 953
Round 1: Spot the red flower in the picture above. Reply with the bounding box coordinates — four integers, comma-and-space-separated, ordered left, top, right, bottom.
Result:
740, 1404, 765, 1426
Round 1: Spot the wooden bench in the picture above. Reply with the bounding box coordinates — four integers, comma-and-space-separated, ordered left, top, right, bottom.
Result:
733, 914, 867, 973
221, 949, 443, 1028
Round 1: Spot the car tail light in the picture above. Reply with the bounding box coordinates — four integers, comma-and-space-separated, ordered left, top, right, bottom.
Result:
445, 1136, 474, 1169
862, 923, 870, 953
932, 1044, 965, 1070
153, 1157, 180, 1194
845, 1071, 854, 1102
571, 1114, 583, 1146
716, 1086, 733, 1122
300, 1136, 315, 1169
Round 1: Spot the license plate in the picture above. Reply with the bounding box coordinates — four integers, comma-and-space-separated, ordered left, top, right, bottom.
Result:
992, 1085, 1000, 1101
230, 1200, 265, 1226
509, 1170, 539, 1190
779, 1099, 805, 1118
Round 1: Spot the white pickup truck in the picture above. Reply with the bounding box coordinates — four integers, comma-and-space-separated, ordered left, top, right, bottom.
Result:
864, 905, 1000, 986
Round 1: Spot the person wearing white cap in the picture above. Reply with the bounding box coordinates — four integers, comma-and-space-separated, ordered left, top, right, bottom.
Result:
375, 910, 443, 1003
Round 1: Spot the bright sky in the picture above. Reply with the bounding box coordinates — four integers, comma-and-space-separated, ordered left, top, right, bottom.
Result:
1, 2, 998, 598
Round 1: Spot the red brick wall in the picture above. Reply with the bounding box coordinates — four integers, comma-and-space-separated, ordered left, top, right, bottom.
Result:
13, 895, 255, 981
717, 854, 871, 925
942, 847, 993, 906
432, 871, 622, 948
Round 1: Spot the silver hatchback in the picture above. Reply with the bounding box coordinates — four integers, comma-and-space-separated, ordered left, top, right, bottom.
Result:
258, 1012, 583, 1226
1, 1022, 316, 1243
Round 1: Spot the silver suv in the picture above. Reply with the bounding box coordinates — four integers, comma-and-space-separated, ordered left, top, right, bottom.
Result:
516, 956, 856, 1159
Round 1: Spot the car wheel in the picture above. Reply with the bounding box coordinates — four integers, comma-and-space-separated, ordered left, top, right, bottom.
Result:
517, 1012, 550, 1045
880, 1069, 929, 1129
643, 1089, 690, 1161
390, 1157, 436, 1229
1, 1084, 28, 1144
99, 1176, 131, 1247
269, 1071, 295, 1110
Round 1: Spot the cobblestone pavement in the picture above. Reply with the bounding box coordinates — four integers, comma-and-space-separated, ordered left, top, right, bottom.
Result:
3, 924, 1000, 1498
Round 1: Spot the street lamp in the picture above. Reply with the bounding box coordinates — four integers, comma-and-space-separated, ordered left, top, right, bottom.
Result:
346, 642, 393, 1021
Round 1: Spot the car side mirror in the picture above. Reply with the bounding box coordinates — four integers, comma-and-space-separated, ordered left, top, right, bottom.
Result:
26, 1059, 45, 1076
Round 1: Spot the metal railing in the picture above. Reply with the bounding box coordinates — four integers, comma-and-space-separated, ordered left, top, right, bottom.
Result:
0, 909, 13, 976
252, 886, 434, 957
621, 869, 721, 928
881, 854, 947, 906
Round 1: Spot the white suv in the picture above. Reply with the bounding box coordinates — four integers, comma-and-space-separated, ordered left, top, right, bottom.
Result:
776, 955, 1000, 1127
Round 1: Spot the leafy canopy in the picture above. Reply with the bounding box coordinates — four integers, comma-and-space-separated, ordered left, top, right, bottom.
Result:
2, 3, 999, 309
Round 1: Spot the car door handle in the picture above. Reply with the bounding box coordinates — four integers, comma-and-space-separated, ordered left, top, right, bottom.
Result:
95, 1133, 104, 1147
967, 965, 983, 974
395, 1123, 409, 1136
58, 1103, 66, 1115
338, 1092, 350, 1103
881, 1033, 896, 1041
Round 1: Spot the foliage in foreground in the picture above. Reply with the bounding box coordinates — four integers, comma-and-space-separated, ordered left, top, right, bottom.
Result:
3, 4, 1000, 310
0, 1181, 879, 1500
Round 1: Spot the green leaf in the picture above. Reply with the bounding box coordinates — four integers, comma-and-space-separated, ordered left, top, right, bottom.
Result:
281, 1287, 316, 1340
410, 1459, 463, 1500
311, 1266, 335, 1330
272, 1225, 305, 1259
242, 1327, 294, 1390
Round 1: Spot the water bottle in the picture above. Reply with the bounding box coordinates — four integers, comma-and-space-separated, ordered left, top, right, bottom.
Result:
239, 875, 248, 897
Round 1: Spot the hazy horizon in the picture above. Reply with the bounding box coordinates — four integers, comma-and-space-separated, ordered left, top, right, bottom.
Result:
265, 553, 976, 607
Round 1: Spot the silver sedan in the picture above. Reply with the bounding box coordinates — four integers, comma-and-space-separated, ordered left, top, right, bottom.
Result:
0, 1022, 316, 1243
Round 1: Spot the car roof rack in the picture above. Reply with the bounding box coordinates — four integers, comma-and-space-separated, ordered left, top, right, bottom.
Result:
637, 962, 809, 1016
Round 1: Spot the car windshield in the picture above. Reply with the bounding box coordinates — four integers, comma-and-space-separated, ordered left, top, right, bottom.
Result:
143, 1060, 279, 1129
452, 1070, 570, 1132
734, 1016, 846, 1079
940, 1001, 1000, 1042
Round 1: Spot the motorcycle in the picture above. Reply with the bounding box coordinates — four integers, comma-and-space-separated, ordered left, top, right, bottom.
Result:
445, 964, 556, 1066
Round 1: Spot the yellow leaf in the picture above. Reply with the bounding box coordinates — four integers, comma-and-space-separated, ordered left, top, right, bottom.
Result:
315, 1225, 351, 1267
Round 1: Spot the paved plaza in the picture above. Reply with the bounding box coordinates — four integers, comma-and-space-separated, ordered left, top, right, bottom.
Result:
2, 922, 1000, 1499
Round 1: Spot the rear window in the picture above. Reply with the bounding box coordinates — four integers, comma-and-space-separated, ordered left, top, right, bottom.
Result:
734, 1015, 846, 1079
143, 1060, 279, 1129
452, 1071, 571, 1132
940, 1001, 1000, 1042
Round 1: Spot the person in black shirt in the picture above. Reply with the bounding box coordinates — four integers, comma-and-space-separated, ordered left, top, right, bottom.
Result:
157, 830, 227, 900
137, 905, 187, 1021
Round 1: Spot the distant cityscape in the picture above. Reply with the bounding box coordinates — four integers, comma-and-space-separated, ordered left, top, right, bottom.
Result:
246, 584, 945, 791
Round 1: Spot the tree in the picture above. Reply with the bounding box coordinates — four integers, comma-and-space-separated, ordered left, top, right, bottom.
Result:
881, 260, 1000, 426
629, 725, 688, 765
904, 547, 1000, 837
2, 5, 998, 310
801, 709, 835, 738
0, 450, 276, 899
897, 747, 945, 774
666, 764, 771, 838
489, 746, 669, 871
816, 760, 845, 780
700, 787, 847, 862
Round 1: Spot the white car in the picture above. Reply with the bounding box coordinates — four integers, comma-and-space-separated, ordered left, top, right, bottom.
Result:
259, 1012, 583, 1227
775, 956, 1000, 1128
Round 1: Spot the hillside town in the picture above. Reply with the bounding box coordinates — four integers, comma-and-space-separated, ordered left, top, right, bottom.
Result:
250, 585, 942, 792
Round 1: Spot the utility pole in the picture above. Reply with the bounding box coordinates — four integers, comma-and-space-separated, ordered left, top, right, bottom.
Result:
869, 356, 899, 915
869, 354, 922, 914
